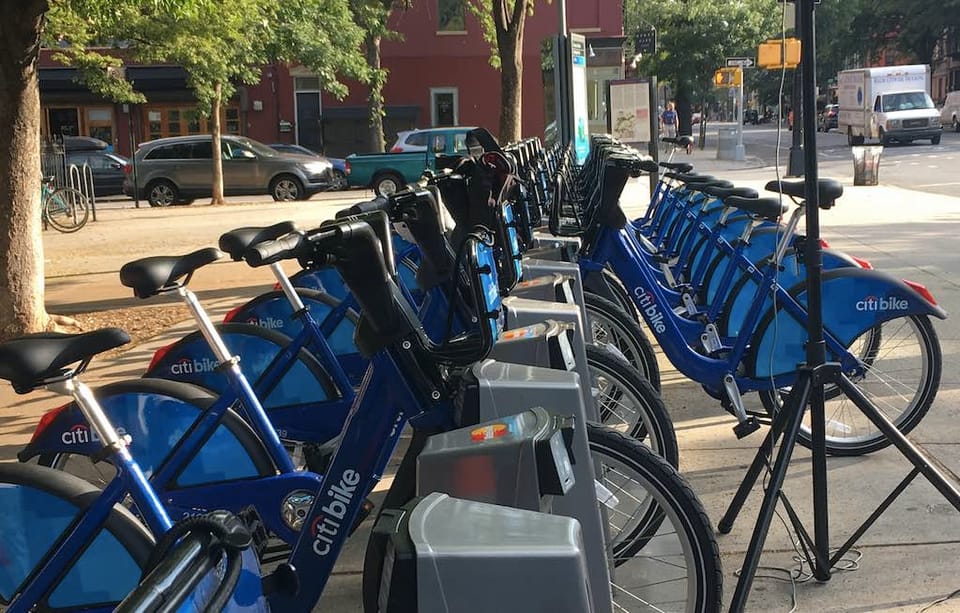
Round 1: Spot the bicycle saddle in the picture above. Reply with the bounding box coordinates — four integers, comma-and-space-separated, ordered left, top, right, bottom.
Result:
665, 172, 714, 183
218, 221, 299, 261
0, 328, 130, 393
659, 161, 694, 173
702, 185, 759, 200
724, 196, 786, 222
637, 159, 660, 174
121, 247, 224, 299
685, 179, 735, 193
764, 178, 844, 209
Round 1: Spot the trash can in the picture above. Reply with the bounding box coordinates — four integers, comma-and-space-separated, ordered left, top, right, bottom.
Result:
852, 145, 883, 186
717, 127, 738, 160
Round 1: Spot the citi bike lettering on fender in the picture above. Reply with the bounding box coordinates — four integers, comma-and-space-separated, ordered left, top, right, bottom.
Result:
633, 287, 667, 333
856, 295, 909, 312
311, 468, 361, 556
247, 315, 286, 330
170, 357, 220, 376
61, 424, 127, 445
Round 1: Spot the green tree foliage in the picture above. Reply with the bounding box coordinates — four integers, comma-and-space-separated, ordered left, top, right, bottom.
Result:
850, 0, 960, 66
623, 0, 781, 131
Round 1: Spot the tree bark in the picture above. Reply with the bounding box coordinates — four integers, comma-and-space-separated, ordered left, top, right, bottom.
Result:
0, 0, 50, 340
365, 33, 386, 153
494, 0, 528, 143
210, 82, 225, 205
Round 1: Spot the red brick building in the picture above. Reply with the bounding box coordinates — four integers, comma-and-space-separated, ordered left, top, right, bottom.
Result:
38, 1, 625, 158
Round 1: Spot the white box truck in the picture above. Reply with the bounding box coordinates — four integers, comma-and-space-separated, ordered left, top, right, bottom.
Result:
837, 64, 942, 146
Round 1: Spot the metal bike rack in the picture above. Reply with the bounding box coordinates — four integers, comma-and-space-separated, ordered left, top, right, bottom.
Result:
67, 163, 98, 221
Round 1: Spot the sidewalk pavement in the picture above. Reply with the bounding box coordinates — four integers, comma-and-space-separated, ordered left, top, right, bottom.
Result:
3, 145, 960, 611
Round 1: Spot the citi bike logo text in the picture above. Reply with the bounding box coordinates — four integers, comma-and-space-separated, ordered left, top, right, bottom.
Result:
246, 315, 285, 330
633, 288, 666, 333
856, 295, 909, 312
170, 357, 219, 376
61, 424, 127, 445
311, 468, 361, 556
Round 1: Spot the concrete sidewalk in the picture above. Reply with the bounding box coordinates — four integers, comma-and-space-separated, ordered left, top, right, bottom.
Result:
3, 151, 960, 611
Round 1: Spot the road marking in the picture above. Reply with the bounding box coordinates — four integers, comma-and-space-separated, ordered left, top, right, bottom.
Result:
912, 182, 960, 187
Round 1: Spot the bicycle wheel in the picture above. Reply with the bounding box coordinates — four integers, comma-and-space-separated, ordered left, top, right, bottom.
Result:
586, 344, 678, 468
759, 314, 942, 456
588, 423, 722, 612
45, 187, 90, 233
0, 463, 154, 609
585, 292, 662, 391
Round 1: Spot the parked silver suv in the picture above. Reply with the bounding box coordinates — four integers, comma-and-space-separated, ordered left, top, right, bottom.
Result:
123, 134, 334, 206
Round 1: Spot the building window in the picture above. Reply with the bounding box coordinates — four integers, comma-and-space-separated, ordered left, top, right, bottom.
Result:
430, 87, 458, 126
438, 0, 465, 32
144, 106, 240, 141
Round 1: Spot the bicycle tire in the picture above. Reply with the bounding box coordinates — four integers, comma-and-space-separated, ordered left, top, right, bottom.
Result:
587, 422, 722, 612
0, 462, 154, 610
585, 292, 662, 391
759, 314, 942, 456
585, 343, 678, 468
45, 187, 90, 233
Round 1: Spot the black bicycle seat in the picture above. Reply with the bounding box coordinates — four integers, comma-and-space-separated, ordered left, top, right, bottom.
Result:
659, 161, 694, 173
666, 172, 715, 183
765, 178, 844, 208
218, 221, 299, 261
121, 248, 224, 299
724, 196, 786, 221
0, 328, 130, 393
686, 180, 735, 193
638, 159, 660, 174
703, 185, 759, 200
676, 135, 695, 147
661, 137, 680, 144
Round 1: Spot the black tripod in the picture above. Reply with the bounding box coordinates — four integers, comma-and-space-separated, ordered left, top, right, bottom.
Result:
724, 2, 960, 610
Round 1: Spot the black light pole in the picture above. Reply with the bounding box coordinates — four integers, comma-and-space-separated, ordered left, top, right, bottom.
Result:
787, 0, 804, 177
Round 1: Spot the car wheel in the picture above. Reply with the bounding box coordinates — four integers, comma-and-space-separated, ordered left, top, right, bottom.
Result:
147, 180, 178, 207
331, 170, 348, 191
932, 135, 941, 145
953, 117, 959, 133
373, 172, 403, 197
270, 175, 304, 201
879, 128, 889, 146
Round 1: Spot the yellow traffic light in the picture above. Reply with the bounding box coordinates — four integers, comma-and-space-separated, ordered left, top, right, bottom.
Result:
758, 37, 801, 69
712, 67, 742, 88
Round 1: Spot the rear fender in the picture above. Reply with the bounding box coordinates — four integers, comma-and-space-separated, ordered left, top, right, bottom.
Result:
748, 267, 946, 379
19, 378, 273, 486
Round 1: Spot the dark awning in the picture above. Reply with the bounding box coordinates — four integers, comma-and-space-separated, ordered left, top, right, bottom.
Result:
40, 65, 195, 104
125, 66, 190, 92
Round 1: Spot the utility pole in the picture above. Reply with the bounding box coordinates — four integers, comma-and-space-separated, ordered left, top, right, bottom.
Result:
787, 0, 804, 176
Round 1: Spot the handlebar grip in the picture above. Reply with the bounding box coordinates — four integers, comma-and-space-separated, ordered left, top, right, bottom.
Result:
243, 232, 308, 267
334, 196, 391, 219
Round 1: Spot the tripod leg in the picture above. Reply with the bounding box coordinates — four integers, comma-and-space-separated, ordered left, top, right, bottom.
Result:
728, 373, 812, 613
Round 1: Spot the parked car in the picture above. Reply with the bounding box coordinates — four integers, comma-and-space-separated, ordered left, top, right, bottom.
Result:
268, 143, 348, 190
743, 109, 759, 125
389, 126, 476, 153
818, 104, 839, 132
124, 134, 334, 206
62, 137, 129, 198
940, 90, 960, 133
348, 128, 471, 195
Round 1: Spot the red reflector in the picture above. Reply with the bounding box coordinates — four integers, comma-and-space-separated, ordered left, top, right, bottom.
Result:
850, 255, 873, 270
31, 403, 71, 443
223, 304, 243, 322
273, 282, 282, 290
903, 280, 937, 306
818, 238, 831, 248
389, 147, 403, 153
344, 161, 351, 175
147, 343, 175, 372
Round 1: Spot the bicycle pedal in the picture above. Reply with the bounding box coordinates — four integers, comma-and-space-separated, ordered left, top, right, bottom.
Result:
349, 498, 376, 536
732, 418, 761, 439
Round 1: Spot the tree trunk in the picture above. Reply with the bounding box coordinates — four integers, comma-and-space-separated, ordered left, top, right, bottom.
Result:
0, 0, 49, 340
365, 33, 386, 153
210, 83, 225, 205
494, 0, 527, 143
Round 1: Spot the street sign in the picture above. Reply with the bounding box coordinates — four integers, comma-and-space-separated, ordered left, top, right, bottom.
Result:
726, 57, 755, 68
635, 29, 657, 55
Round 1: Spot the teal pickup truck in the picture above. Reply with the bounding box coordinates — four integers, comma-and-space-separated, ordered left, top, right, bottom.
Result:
344, 127, 473, 196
